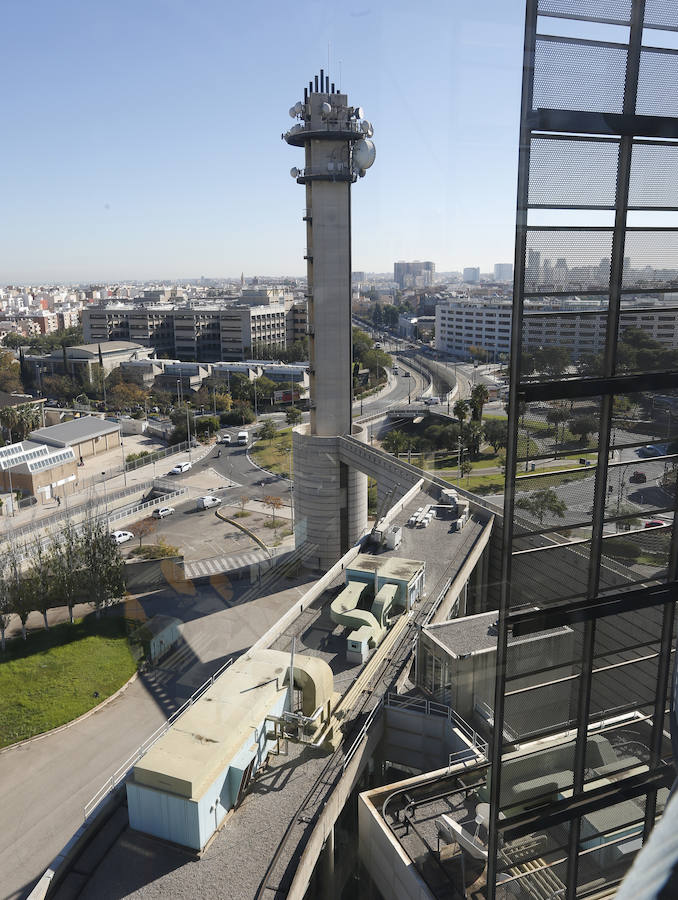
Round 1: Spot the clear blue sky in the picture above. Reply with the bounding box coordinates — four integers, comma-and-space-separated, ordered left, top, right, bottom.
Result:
1, 0, 525, 283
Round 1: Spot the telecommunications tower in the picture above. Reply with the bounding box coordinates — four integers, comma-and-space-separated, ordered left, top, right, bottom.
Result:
284, 70, 376, 565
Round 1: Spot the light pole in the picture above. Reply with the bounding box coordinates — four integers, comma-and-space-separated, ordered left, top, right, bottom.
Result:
101, 472, 109, 527
120, 434, 127, 486
186, 405, 192, 462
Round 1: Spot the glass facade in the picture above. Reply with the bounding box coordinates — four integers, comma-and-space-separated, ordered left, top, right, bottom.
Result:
488, 1, 678, 897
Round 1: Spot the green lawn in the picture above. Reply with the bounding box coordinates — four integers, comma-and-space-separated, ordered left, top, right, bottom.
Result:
436, 465, 594, 496
0, 617, 137, 748
251, 427, 292, 476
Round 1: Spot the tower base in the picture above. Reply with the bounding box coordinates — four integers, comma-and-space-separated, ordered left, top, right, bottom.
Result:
293, 424, 368, 569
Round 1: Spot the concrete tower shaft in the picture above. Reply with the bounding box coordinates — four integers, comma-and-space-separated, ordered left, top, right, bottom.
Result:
285, 72, 375, 437
284, 72, 375, 567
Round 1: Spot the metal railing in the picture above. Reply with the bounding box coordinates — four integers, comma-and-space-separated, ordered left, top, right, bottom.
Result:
384, 692, 488, 759
124, 440, 192, 472
106, 487, 188, 525
342, 699, 383, 772
83, 656, 235, 821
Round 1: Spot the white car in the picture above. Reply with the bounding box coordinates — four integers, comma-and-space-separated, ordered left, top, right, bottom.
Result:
169, 461, 192, 474
217, 434, 232, 445
111, 530, 134, 545
152, 506, 175, 519
196, 495, 221, 510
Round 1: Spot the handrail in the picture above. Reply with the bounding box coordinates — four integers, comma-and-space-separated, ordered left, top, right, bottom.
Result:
342, 700, 383, 772
83, 655, 234, 821
384, 692, 488, 759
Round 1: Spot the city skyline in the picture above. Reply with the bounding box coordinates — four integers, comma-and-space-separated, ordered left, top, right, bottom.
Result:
2, 0, 524, 282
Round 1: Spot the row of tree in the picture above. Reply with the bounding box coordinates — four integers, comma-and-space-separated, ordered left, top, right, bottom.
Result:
0, 515, 125, 650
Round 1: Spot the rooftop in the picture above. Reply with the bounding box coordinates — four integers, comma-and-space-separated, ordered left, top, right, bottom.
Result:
29, 415, 121, 447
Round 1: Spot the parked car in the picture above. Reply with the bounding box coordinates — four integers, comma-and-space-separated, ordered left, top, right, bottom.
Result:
196, 495, 221, 510
644, 520, 665, 528
217, 434, 232, 444
630, 471, 647, 483
111, 530, 134, 545
403, 371, 411, 378
152, 506, 175, 519
169, 461, 192, 474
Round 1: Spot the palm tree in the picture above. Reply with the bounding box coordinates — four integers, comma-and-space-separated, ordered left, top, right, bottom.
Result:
453, 399, 470, 425
470, 384, 490, 421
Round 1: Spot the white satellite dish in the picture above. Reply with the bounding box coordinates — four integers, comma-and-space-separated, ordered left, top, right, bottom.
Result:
366, 124, 374, 138
352, 138, 376, 170
321, 101, 332, 116
290, 167, 300, 178
354, 106, 364, 119
294, 101, 303, 115
289, 107, 297, 118
361, 120, 370, 133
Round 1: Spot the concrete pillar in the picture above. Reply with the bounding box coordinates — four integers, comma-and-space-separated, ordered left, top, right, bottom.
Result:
320, 824, 335, 899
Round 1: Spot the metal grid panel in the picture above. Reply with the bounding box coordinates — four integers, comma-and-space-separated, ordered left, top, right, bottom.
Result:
537, 0, 631, 24
498, 821, 571, 900
528, 137, 620, 208
622, 229, 678, 290
615, 316, 678, 373
525, 229, 613, 293
629, 143, 678, 208
510, 541, 594, 607
533, 38, 628, 113
521, 309, 609, 379
637, 49, 678, 117
513, 467, 600, 532
644, 1, 678, 30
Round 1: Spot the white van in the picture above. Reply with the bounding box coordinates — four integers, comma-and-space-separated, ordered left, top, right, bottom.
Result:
196, 495, 221, 510
237, 431, 248, 445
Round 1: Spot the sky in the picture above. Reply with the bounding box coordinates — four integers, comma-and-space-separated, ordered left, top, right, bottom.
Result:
1, 0, 526, 283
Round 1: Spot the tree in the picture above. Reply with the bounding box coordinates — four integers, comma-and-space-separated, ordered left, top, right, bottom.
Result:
546, 405, 570, 452
484, 419, 508, 453
534, 346, 571, 377
259, 419, 278, 442
569, 415, 598, 444
382, 430, 407, 455
6, 537, 33, 640
108, 382, 147, 410
464, 421, 484, 459
264, 495, 283, 529
460, 460, 473, 484
27, 535, 53, 630
130, 518, 157, 548
80, 513, 125, 618
453, 399, 470, 425
48, 521, 82, 624
0, 350, 22, 393
0, 557, 12, 651
516, 488, 567, 525
285, 406, 302, 426
239, 494, 250, 514
470, 384, 490, 422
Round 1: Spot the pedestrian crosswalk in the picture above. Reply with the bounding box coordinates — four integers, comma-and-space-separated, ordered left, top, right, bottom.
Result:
183, 548, 270, 580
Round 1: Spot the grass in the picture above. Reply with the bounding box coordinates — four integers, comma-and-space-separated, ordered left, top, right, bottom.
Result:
233, 510, 251, 518
251, 427, 292, 476
437, 465, 594, 496
0, 617, 136, 748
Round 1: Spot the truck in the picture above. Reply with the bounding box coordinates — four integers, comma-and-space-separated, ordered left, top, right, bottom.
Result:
237, 431, 248, 445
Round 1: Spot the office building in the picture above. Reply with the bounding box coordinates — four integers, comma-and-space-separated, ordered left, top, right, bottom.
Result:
394, 260, 436, 289
494, 263, 513, 282
463, 266, 480, 284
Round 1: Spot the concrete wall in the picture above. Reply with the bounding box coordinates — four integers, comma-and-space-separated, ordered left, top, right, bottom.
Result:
380, 706, 475, 774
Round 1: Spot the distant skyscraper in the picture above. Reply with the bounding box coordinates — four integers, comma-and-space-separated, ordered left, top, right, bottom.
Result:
393, 260, 435, 289
462, 266, 480, 284
494, 262, 513, 282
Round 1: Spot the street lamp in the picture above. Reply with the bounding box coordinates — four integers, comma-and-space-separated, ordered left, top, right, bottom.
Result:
101, 472, 109, 526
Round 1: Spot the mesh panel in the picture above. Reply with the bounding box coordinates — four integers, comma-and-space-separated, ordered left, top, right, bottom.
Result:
578, 796, 645, 883
514, 467, 600, 532
499, 821, 570, 900
644, 0, 678, 30
529, 137, 620, 207
538, 0, 631, 24
511, 541, 593, 607
525, 229, 613, 293
637, 49, 678, 117
616, 315, 678, 373
629, 143, 678, 208
522, 308, 608, 378
623, 230, 678, 291
533, 38, 627, 114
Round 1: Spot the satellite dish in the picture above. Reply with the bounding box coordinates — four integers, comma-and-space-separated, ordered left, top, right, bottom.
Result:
290, 167, 300, 178
366, 124, 374, 138
289, 107, 297, 118
354, 107, 364, 119
352, 138, 376, 170
321, 101, 332, 116
361, 120, 370, 133
294, 101, 303, 115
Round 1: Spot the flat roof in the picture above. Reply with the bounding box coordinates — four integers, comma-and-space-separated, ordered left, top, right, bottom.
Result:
29, 415, 120, 447
349, 553, 425, 584
132, 649, 291, 801
425, 610, 568, 657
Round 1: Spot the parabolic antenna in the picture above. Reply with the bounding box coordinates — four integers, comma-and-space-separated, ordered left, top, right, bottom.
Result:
361, 120, 370, 133
352, 138, 376, 170
289, 106, 297, 118
321, 101, 332, 116
354, 106, 364, 119
294, 101, 303, 115
290, 167, 300, 178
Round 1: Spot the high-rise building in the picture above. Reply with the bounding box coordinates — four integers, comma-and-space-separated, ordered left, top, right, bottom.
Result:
463, 266, 480, 283
494, 262, 513, 282
394, 260, 435, 289
488, 3, 678, 897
